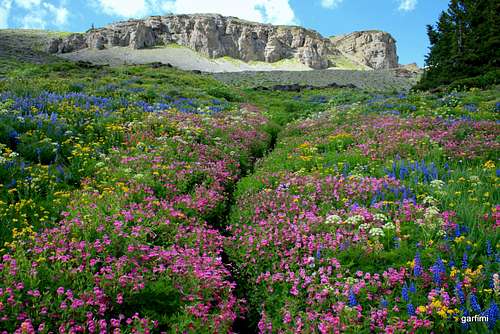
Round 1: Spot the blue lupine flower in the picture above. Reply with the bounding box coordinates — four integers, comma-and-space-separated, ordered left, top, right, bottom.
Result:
444, 234, 452, 243
484, 301, 499, 330
461, 225, 470, 235
50, 112, 58, 124
402, 283, 409, 302
487, 240, 493, 258
339, 241, 350, 251
464, 103, 478, 112
414, 252, 423, 277
409, 282, 416, 294
407, 303, 416, 317
8, 129, 18, 139
456, 280, 465, 303
348, 289, 358, 307
462, 252, 468, 269
461, 307, 470, 330
431, 257, 446, 286
381, 298, 388, 308
436, 257, 446, 272
342, 163, 350, 177
470, 294, 481, 313
56, 164, 65, 176
316, 247, 321, 260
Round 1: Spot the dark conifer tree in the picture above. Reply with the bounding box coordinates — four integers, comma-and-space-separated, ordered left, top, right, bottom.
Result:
418, 0, 500, 89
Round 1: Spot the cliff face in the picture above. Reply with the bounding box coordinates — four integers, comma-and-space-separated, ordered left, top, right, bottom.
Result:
330, 31, 398, 69
47, 14, 399, 70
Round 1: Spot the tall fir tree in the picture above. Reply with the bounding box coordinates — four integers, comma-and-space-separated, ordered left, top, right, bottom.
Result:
418, 0, 500, 89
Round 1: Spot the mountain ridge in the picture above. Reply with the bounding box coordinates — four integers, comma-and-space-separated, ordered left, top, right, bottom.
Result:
46, 13, 400, 71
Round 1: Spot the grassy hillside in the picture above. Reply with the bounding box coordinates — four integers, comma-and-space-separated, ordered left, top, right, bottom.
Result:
0, 29, 69, 67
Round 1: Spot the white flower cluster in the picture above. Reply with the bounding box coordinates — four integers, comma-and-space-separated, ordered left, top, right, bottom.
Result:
430, 179, 446, 190
325, 214, 342, 225
369, 227, 385, 238
373, 213, 388, 222
423, 205, 444, 230
424, 206, 440, 221
383, 221, 396, 230
423, 195, 438, 206
359, 223, 370, 230
345, 215, 364, 225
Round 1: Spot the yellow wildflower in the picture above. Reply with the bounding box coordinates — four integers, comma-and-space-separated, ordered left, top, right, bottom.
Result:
437, 308, 448, 318
450, 267, 459, 279
417, 306, 427, 313
484, 160, 495, 169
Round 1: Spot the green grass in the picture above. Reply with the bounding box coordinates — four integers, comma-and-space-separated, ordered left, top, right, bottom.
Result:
329, 55, 370, 70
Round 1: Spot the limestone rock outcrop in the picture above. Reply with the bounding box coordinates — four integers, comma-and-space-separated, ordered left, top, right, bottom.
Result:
47, 14, 400, 70
330, 31, 398, 69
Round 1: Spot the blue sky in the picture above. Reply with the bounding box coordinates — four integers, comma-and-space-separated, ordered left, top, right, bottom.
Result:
0, 0, 450, 66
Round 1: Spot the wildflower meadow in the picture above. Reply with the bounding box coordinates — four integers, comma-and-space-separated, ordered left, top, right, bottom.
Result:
0, 63, 498, 333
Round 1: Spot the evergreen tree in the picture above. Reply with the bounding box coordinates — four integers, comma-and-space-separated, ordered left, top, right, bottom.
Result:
418, 0, 500, 89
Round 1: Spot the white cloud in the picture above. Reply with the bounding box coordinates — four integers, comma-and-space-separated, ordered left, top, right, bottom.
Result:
94, 0, 297, 25
0, 0, 12, 28
11, 1, 69, 29
14, 0, 41, 9
43, 2, 68, 25
20, 10, 46, 28
398, 0, 417, 12
95, 0, 148, 18
320, 0, 343, 9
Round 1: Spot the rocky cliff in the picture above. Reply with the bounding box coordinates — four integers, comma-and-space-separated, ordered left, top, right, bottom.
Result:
330, 31, 398, 69
47, 14, 399, 70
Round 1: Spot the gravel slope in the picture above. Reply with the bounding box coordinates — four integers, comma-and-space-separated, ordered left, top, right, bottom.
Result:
58, 45, 314, 72
212, 69, 417, 91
